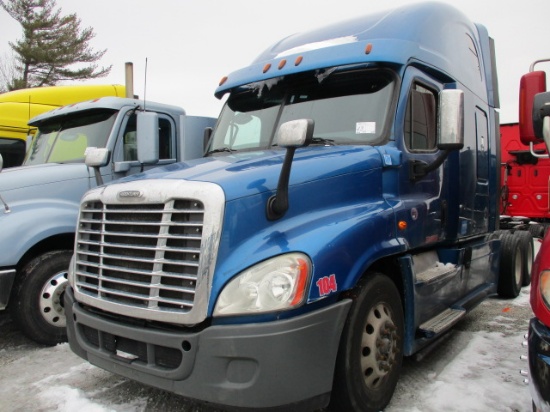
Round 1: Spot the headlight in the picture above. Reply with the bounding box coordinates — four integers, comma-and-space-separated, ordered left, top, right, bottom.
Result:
214, 253, 311, 316
540, 270, 550, 309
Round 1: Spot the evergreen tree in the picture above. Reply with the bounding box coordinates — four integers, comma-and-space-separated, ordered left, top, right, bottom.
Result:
0, 0, 111, 90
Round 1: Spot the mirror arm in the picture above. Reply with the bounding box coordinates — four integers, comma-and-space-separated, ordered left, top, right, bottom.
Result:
410, 150, 450, 182
266, 147, 296, 220
529, 141, 549, 159
203, 127, 213, 154
265, 119, 313, 220
93, 167, 104, 186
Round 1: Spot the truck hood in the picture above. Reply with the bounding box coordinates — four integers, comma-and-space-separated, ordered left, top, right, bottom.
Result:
118, 145, 387, 201
0, 163, 90, 193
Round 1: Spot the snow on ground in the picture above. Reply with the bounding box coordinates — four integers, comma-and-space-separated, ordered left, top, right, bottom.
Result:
389, 330, 530, 411
0, 275, 536, 412
388, 286, 532, 412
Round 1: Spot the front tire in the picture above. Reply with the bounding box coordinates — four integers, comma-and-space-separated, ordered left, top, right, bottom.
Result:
10, 250, 71, 345
330, 273, 404, 412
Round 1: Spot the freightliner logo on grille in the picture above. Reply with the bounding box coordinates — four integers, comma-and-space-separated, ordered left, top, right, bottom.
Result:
117, 190, 142, 198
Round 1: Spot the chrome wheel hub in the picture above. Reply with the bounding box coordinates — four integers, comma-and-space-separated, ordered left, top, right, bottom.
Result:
39, 270, 68, 327
360, 302, 398, 389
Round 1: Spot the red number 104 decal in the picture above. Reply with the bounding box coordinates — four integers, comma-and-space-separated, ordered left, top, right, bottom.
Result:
316, 274, 338, 296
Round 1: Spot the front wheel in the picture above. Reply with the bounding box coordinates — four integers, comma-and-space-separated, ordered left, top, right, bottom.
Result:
330, 273, 404, 412
10, 250, 71, 345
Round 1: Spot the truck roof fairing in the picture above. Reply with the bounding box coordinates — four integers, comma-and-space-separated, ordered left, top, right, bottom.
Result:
215, 2, 496, 107
28, 97, 186, 127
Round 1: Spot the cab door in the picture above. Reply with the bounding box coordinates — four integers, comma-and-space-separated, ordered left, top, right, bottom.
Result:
111, 111, 177, 181
398, 75, 447, 249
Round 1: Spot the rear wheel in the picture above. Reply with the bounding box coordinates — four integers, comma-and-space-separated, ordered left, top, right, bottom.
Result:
528, 224, 545, 239
330, 273, 404, 412
498, 232, 523, 298
10, 250, 71, 345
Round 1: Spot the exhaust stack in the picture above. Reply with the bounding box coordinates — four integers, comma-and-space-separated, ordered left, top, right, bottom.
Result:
125, 62, 134, 98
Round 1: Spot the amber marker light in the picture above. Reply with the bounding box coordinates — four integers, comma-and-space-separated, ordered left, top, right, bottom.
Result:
365, 43, 373, 54
290, 258, 310, 306
219, 76, 228, 86
278, 59, 287, 70
263, 63, 271, 73
295, 56, 303, 66
398, 220, 407, 230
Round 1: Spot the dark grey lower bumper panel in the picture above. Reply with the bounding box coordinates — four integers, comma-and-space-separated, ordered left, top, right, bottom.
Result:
66, 288, 351, 411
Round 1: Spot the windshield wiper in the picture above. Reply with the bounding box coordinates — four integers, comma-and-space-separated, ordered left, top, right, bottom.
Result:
271, 137, 336, 148
207, 146, 236, 155
311, 137, 336, 146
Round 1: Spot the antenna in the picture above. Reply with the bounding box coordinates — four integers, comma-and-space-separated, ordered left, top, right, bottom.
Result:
143, 57, 148, 111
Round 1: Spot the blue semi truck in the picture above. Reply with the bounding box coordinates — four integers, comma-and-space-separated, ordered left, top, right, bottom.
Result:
64, 3, 528, 411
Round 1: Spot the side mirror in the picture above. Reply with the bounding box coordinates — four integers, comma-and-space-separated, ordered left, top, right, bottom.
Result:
266, 119, 314, 220
137, 111, 159, 165
276, 118, 314, 148
438, 89, 464, 151
519, 71, 547, 144
0, 153, 3, 172
85, 148, 110, 186
533, 91, 550, 149
410, 90, 463, 182
85, 148, 110, 167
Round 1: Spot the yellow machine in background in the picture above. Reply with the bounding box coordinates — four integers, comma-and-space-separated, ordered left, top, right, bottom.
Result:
0, 84, 125, 167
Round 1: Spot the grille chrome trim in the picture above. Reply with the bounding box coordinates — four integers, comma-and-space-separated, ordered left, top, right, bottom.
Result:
72, 179, 224, 325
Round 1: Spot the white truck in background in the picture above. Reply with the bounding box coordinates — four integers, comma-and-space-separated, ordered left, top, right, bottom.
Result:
0, 96, 216, 345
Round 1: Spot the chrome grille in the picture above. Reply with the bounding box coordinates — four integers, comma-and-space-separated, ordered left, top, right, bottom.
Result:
72, 180, 224, 325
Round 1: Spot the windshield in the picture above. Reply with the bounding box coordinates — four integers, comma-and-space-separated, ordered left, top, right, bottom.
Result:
208, 67, 396, 154
24, 109, 118, 166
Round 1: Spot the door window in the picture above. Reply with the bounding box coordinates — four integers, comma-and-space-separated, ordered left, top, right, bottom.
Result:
404, 84, 437, 152
122, 114, 174, 161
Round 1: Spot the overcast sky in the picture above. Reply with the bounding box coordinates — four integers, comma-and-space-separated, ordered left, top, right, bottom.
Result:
1, 0, 549, 123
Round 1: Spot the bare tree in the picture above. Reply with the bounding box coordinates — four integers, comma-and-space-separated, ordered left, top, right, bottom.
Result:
1, 0, 112, 90
0, 51, 19, 92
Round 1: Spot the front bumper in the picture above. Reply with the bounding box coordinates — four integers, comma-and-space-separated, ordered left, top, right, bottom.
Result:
0, 268, 16, 310
529, 318, 550, 412
65, 287, 351, 411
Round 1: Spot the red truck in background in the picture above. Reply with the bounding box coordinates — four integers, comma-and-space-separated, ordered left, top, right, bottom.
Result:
500, 122, 550, 237
517, 57, 550, 412
500, 59, 550, 239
